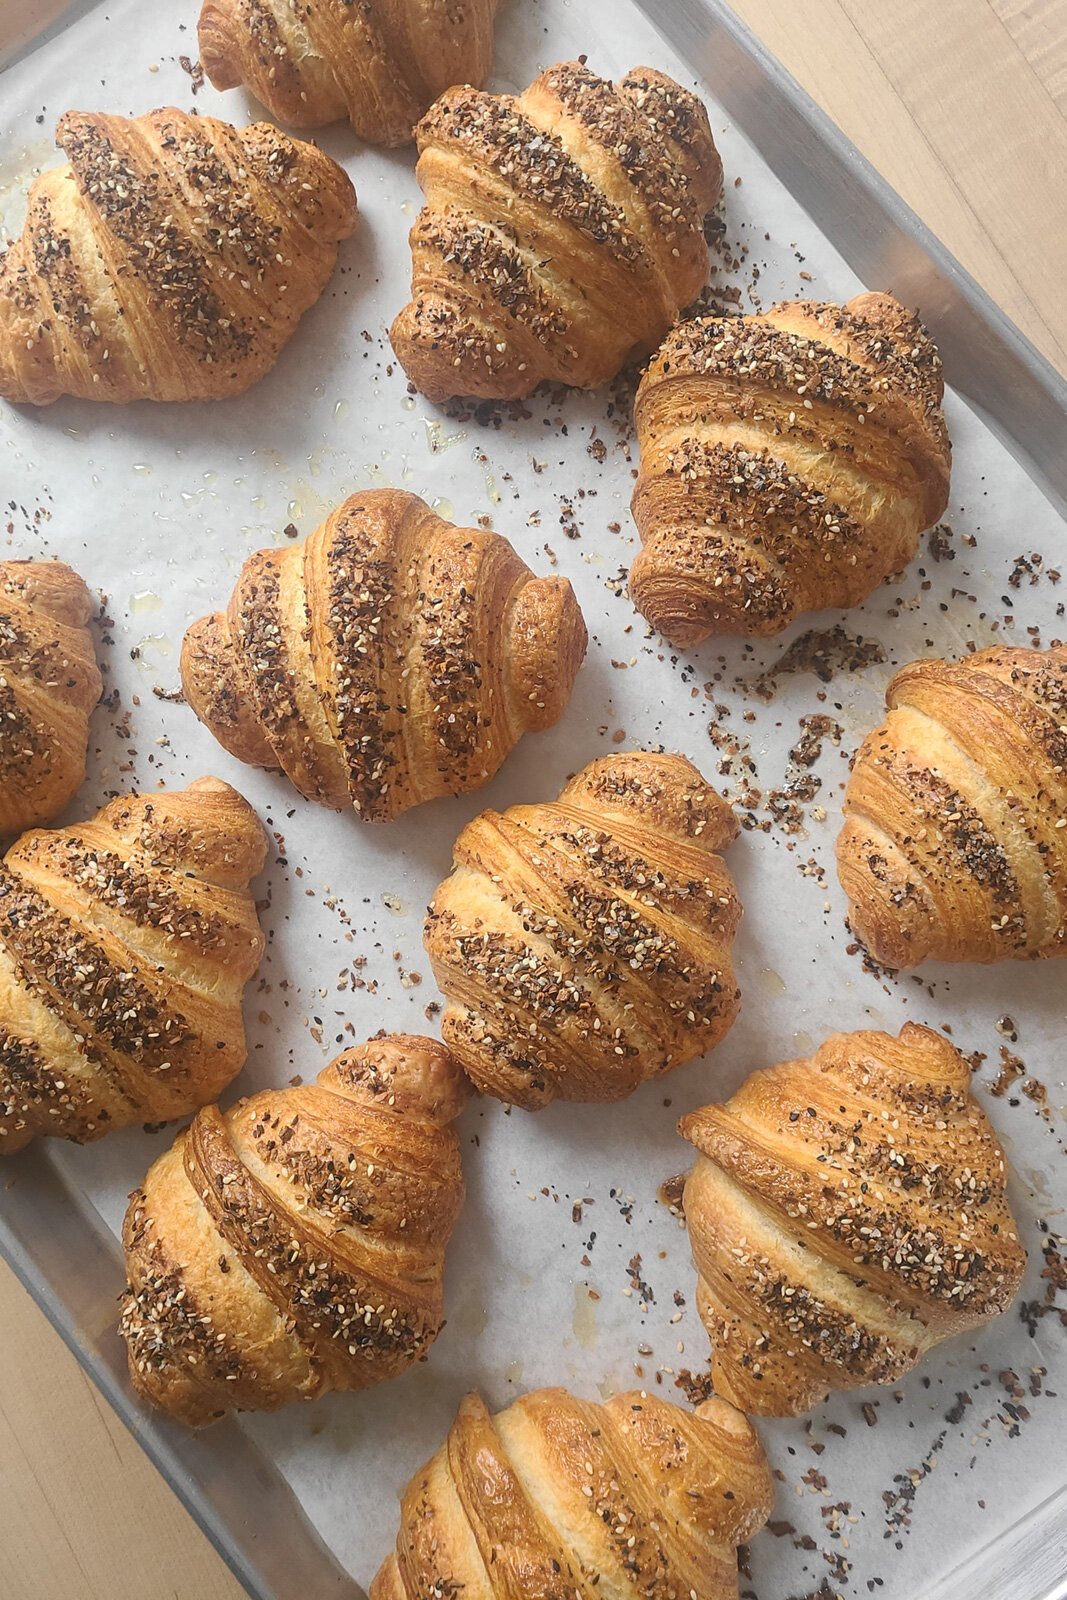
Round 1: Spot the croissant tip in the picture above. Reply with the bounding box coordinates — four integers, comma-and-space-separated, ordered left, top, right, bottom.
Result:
184, 774, 234, 795
692, 1392, 757, 1436
324, 1033, 470, 1123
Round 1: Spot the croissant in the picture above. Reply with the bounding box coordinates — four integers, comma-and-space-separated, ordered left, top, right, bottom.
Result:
181, 488, 587, 823
679, 1023, 1026, 1417
630, 292, 951, 643
199, 0, 501, 145
0, 778, 266, 1154
0, 107, 356, 406
390, 60, 723, 403
838, 644, 1067, 966
371, 1385, 772, 1600
424, 751, 742, 1108
120, 1033, 467, 1428
0, 560, 101, 834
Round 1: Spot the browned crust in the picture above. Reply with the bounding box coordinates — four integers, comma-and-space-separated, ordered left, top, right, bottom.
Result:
424, 750, 742, 1108
119, 1035, 468, 1427
370, 1386, 773, 1599
0, 559, 101, 833
629, 291, 952, 642
838, 643, 1067, 965
0, 107, 356, 405
181, 488, 587, 822
679, 1023, 1026, 1415
0, 777, 266, 1153
198, 0, 501, 144
390, 60, 722, 403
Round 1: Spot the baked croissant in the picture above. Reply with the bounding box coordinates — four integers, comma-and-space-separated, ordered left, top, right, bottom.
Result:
371, 1386, 773, 1600
120, 1034, 468, 1428
630, 292, 951, 643
390, 60, 723, 403
199, 0, 501, 145
424, 751, 742, 1108
0, 778, 266, 1154
680, 1023, 1026, 1417
0, 107, 356, 406
0, 560, 101, 834
838, 644, 1067, 966
181, 488, 587, 823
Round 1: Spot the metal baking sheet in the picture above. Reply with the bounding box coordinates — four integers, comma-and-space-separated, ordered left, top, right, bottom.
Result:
1, 2, 1065, 1598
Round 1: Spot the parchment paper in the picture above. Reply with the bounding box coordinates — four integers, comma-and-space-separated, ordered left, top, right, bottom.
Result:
1, 2, 1065, 1595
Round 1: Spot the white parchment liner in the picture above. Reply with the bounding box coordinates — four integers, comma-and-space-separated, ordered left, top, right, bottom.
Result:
1, 3, 1065, 1593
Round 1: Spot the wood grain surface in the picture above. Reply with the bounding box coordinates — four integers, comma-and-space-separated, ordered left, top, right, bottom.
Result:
2, 2, 1066, 1598
728, 0, 1067, 374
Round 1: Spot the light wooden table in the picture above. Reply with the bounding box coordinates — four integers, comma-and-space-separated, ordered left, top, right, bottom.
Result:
3, 3, 1067, 1597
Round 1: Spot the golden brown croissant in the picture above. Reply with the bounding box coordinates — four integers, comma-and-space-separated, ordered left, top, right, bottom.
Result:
0, 107, 356, 406
0, 778, 266, 1154
390, 60, 723, 403
0, 560, 101, 834
199, 0, 500, 145
630, 292, 951, 643
424, 751, 741, 1108
680, 1023, 1026, 1417
838, 644, 1067, 966
120, 1034, 467, 1428
371, 1386, 772, 1600
181, 488, 587, 823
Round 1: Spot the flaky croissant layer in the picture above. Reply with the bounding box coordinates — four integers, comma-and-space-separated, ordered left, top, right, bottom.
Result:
426, 750, 742, 1108
391, 59, 723, 402
0, 777, 267, 1154
371, 1387, 773, 1600
680, 1023, 1026, 1416
838, 643, 1067, 965
199, 0, 501, 144
0, 107, 356, 405
0, 559, 101, 834
121, 1035, 468, 1428
181, 489, 587, 822
630, 292, 951, 642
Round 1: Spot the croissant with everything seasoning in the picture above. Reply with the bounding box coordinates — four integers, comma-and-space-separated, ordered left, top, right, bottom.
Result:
679, 1024, 1026, 1416
838, 643, 1067, 965
0, 560, 101, 834
630, 292, 951, 642
181, 489, 587, 822
424, 751, 742, 1108
199, 0, 501, 145
391, 59, 723, 402
0, 107, 356, 405
120, 1035, 467, 1427
0, 778, 266, 1153
371, 1386, 773, 1600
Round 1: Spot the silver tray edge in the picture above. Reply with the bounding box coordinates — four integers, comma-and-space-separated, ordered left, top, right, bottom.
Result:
0, 1149, 366, 1600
